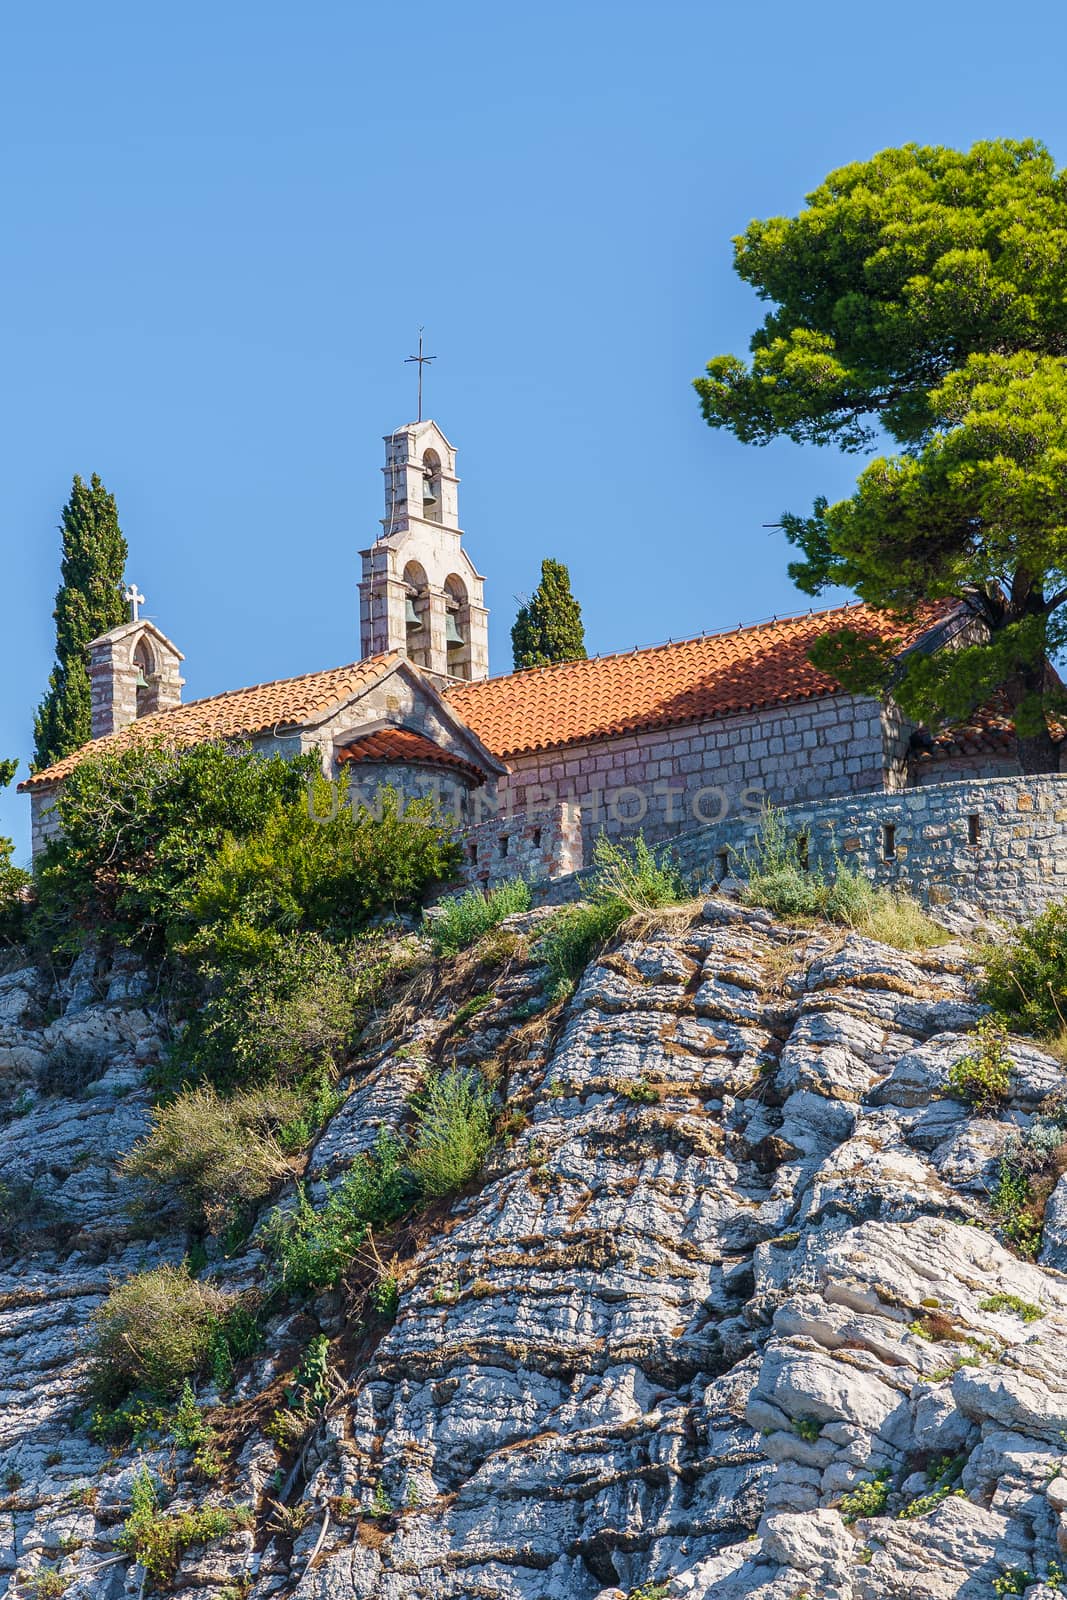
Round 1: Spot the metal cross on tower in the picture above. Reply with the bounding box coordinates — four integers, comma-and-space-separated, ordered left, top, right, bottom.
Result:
405, 329, 436, 423
124, 583, 145, 622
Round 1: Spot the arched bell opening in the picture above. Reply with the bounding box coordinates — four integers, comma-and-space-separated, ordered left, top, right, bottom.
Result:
403, 560, 431, 669
421, 448, 442, 525
133, 636, 158, 717
444, 573, 472, 680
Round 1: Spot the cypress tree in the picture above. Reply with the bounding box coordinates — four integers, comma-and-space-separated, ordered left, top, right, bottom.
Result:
34, 474, 129, 770
511, 559, 587, 671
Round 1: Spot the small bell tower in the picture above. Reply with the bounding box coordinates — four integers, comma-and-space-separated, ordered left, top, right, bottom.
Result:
359, 419, 489, 683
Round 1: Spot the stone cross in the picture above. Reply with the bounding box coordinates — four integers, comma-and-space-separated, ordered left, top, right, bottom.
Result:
124, 584, 145, 622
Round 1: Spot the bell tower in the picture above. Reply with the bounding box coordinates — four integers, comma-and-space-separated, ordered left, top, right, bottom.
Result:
359, 419, 489, 683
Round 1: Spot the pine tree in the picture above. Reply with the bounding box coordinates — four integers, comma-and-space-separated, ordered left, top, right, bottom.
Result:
511, 559, 587, 671
34, 474, 129, 770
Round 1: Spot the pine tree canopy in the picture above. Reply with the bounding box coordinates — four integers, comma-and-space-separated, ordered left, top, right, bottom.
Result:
511, 559, 587, 671
34, 474, 129, 771
695, 138, 1067, 772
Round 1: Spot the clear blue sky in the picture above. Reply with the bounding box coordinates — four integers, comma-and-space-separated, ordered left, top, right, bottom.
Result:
3, 0, 1066, 858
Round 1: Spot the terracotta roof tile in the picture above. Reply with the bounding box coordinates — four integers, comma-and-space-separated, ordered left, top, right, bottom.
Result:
447, 602, 952, 759
337, 728, 485, 783
21, 654, 402, 791
918, 686, 1064, 763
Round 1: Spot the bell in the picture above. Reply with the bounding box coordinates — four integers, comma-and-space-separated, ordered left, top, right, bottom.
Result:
135, 668, 150, 689
422, 478, 438, 505
405, 598, 423, 628
445, 612, 464, 646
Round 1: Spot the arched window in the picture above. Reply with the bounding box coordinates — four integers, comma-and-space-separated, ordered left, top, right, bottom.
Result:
421, 449, 442, 524
403, 560, 431, 669
134, 636, 157, 716
444, 574, 471, 680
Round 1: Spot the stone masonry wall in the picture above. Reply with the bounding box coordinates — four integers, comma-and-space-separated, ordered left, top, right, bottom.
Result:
459, 801, 583, 889
662, 773, 1067, 921
499, 691, 900, 856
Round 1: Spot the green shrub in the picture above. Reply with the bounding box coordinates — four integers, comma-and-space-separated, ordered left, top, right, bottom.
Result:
739, 808, 944, 949
946, 1019, 1013, 1112
536, 834, 684, 1001
31, 742, 312, 958
980, 901, 1067, 1037
428, 879, 532, 957
186, 783, 460, 966
123, 1085, 299, 1232
589, 833, 684, 913
839, 1469, 891, 1523
87, 1264, 232, 1406
117, 1465, 252, 1587
536, 898, 630, 1001
992, 1572, 1034, 1597
172, 932, 373, 1093
407, 1068, 494, 1199
265, 1127, 414, 1292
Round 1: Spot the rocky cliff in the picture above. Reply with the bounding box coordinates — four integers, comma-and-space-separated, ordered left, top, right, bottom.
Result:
4, 901, 1067, 1600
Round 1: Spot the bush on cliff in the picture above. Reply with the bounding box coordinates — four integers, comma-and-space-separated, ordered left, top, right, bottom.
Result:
536, 833, 684, 999
88, 1264, 234, 1405
427, 877, 532, 957
980, 901, 1067, 1039
122, 1084, 301, 1233
31, 742, 313, 957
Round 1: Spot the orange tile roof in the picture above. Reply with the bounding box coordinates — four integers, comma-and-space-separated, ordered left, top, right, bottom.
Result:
21, 654, 402, 790
337, 728, 486, 783
447, 602, 954, 759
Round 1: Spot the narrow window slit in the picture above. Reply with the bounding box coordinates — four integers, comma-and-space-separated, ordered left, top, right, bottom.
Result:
968, 813, 981, 847
883, 823, 896, 862
716, 850, 730, 883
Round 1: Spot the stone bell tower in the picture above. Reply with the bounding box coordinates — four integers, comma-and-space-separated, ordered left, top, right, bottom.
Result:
358, 419, 489, 683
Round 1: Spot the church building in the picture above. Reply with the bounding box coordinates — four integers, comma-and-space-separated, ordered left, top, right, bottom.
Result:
20, 415, 1029, 884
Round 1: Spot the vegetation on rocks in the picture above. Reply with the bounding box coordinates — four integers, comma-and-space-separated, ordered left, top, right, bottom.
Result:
427, 877, 531, 957
980, 900, 1067, 1039
117, 1465, 251, 1587
739, 806, 944, 948
87, 1264, 235, 1406
946, 1018, 1013, 1112
536, 833, 684, 999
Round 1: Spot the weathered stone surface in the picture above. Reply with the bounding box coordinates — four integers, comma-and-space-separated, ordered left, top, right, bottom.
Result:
8, 913, 1067, 1599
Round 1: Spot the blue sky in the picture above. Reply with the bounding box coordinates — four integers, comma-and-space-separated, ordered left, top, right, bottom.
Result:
3, 0, 1066, 857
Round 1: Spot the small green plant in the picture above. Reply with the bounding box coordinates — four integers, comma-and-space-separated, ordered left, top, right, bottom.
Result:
87, 1265, 233, 1406
371, 1274, 399, 1319
792, 1417, 822, 1442
993, 1571, 1034, 1597
946, 1019, 1012, 1112
265, 1127, 413, 1292
407, 1068, 494, 1199
616, 1076, 660, 1105
452, 992, 495, 1026
24, 1570, 70, 1600
979, 1292, 1044, 1323
368, 1481, 393, 1520
627, 1585, 671, 1600
992, 1157, 1046, 1259
117, 1466, 252, 1586
428, 879, 532, 958
171, 1381, 213, 1449
839, 1469, 891, 1524
289, 1335, 331, 1409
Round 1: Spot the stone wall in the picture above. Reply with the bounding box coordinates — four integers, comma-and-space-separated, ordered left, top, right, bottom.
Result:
661, 773, 1067, 921
499, 691, 904, 856
459, 801, 583, 889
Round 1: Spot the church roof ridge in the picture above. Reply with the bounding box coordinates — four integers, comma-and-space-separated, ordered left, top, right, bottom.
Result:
21, 652, 404, 791
446, 599, 957, 760
463, 599, 880, 688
